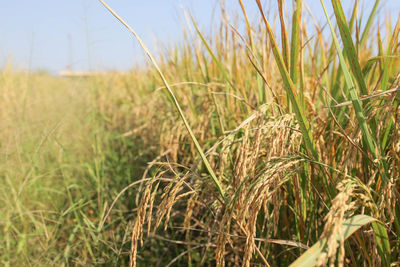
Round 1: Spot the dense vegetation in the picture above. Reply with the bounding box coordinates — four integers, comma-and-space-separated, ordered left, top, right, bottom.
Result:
1, 0, 399, 266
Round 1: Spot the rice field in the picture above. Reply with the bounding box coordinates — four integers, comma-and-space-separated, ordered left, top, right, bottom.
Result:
1, 0, 399, 266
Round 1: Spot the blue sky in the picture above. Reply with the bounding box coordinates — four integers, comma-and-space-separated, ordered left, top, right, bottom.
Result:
0, 0, 398, 74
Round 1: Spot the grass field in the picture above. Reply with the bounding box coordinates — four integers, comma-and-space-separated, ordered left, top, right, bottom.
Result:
1, 0, 400, 266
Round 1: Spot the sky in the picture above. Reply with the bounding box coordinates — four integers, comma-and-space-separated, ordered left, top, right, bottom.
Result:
0, 0, 398, 74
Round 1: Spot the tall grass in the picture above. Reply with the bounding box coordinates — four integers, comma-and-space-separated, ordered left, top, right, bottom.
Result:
0, 67, 163, 265
1, 0, 400, 266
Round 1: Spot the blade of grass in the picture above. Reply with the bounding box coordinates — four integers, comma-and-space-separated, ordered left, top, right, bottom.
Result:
348, 0, 359, 32
371, 221, 391, 267
278, 0, 290, 69
381, 19, 399, 92
360, 0, 381, 46
289, 0, 301, 85
289, 0, 303, 107
331, 0, 369, 96
98, 0, 226, 202
290, 215, 377, 267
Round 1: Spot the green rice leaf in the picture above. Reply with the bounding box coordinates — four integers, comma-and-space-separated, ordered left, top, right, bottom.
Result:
331, 0, 369, 96
321, 0, 378, 159
371, 221, 391, 267
360, 0, 381, 46
290, 215, 377, 267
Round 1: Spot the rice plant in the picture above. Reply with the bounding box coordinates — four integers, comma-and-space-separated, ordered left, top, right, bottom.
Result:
1, 0, 399, 266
